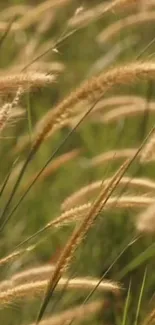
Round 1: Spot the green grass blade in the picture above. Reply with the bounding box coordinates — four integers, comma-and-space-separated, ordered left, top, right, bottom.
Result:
0, 158, 19, 198
134, 268, 147, 325
118, 243, 155, 279
0, 95, 103, 231
0, 17, 15, 48
122, 280, 132, 325
26, 92, 32, 142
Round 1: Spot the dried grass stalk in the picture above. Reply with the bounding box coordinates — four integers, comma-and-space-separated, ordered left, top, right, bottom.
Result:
0, 277, 119, 305
0, 5, 30, 20
136, 202, 155, 233
140, 130, 155, 162
0, 72, 55, 93
18, 194, 155, 250
68, 0, 136, 28
32, 62, 155, 156
47, 195, 155, 229
12, 63, 155, 157
139, 0, 155, 10
0, 245, 35, 267
71, 95, 145, 116
29, 300, 103, 325
0, 0, 71, 31
11, 265, 55, 286
102, 102, 155, 123
62, 176, 155, 210
15, 0, 71, 30
97, 11, 155, 44
0, 87, 22, 133
9, 62, 65, 74
24, 149, 81, 189
0, 265, 55, 291
34, 93, 144, 136
142, 308, 155, 325
37, 152, 145, 322
7, 149, 80, 192
87, 148, 137, 167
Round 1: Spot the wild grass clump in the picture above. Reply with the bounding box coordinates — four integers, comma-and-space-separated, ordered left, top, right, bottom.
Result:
1, 0, 155, 325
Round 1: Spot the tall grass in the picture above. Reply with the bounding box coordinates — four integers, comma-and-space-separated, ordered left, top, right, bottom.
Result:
1, 0, 155, 324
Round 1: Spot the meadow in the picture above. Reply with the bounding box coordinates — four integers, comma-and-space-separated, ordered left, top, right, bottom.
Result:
1, 0, 155, 324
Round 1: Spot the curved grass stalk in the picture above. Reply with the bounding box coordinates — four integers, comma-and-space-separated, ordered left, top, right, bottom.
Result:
86, 148, 137, 167
29, 300, 103, 325
36, 129, 154, 323
2, 61, 155, 233
62, 176, 155, 210
9, 194, 155, 256
102, 102, 155, 124
0, 278, 119, 305
97, 11, 155, 44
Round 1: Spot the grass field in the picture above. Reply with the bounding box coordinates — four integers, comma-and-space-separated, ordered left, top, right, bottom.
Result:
1, 0, 155, 324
